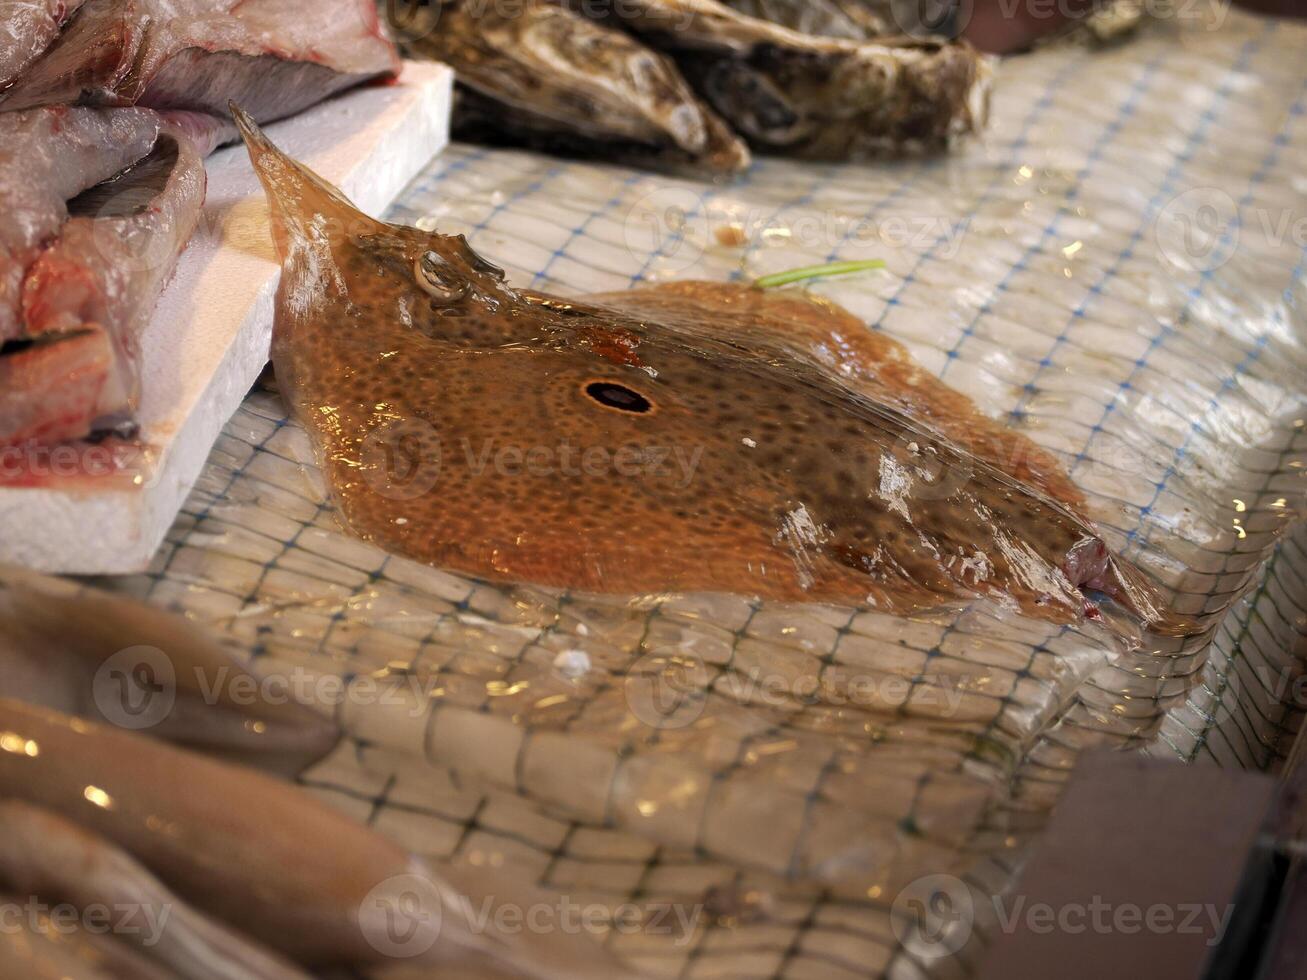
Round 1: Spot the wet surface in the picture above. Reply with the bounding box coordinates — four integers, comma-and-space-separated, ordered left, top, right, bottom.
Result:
238, 114, 1199, 636
101, 13, 1307, 979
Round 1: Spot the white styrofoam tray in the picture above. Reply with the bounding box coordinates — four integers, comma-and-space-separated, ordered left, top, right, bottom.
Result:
0, 61, 454, 574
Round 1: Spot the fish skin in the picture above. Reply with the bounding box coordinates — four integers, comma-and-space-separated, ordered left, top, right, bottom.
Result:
0, 906, 174, 980
0, 698, 412, 966
0, 0, 399, 121
157, 108, 237, 156
0, 698, 646, 977
0, 105, 160, 342
234, 106, 1198, 637
0, 0, 87, 91
590, 280, 1089, 510
0, 564, 341, 777
0, 114, 207, 448
0, 801, 309, 980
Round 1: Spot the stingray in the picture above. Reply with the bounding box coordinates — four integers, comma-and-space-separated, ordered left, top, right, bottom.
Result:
232, 105, 1198, 638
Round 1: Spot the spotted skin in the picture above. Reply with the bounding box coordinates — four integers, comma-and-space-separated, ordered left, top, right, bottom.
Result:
233, 107, 1198, 637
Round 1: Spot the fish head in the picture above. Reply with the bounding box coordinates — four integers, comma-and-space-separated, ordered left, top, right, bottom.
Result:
351, 225, 518, 313
229, 102, 517, 319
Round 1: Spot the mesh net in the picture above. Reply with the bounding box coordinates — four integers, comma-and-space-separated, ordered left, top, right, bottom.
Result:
101, 10, 1307, 977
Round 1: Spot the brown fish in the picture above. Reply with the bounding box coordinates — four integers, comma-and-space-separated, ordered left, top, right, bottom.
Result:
234, 106, 1196, 637
0, 0, 87, 92
0, 700, 641, 978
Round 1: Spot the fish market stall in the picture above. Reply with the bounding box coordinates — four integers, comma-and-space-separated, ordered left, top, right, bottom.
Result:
0, 1, 1305, 979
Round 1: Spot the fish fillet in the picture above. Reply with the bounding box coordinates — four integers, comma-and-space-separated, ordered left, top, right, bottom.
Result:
0, 0, 397, 455
0, 104, 158, 341
0, 0, 400, 121
0, 0, 87, 89
0, 106, 206, 447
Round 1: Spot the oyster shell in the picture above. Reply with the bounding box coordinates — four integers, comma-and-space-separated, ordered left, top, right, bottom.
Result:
403, 0, 750, 175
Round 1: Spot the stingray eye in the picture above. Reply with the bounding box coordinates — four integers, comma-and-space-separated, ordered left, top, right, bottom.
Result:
414, 250, 470, 304
455, 234, 506, 280
584, 381, 653, 414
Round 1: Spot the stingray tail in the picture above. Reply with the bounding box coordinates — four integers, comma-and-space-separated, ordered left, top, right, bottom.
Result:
229, 102, 381, 263
1065, 538, 1204, 638
1100, 556, 1205, 638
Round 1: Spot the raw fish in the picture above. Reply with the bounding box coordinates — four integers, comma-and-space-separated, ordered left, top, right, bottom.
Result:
0, 107, 207, 446
234, 107, 1198, 637
0, 565, 340, 776
0, 0, 87, 90
0, 0, 400, 121
0, 801, 308, 979
0, 105, 158, 342
0, 698, 643, 977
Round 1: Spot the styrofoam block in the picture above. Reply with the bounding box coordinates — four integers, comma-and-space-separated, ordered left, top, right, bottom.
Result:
0, 60, 454, 574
